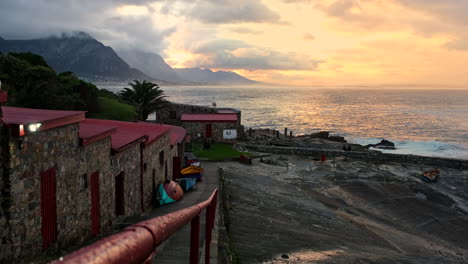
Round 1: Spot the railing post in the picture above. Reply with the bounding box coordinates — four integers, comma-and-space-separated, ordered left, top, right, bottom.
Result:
190, 215, 200, 264
205, 191, 218, 264
205, 206, 212, 264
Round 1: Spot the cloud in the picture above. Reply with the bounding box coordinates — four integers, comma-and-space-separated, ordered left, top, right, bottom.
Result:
228, 27, 264, 35
185, 39, 323, 70
187, 0, 282, 24
304, 33, 315, 40
0, 0, 174, 53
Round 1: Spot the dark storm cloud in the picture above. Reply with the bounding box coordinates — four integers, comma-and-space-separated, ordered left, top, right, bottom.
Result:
187, 39, 323, 71
0, 0, 173, 52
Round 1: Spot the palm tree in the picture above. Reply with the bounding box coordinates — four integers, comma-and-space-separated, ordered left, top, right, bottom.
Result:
119, 80, 167, 121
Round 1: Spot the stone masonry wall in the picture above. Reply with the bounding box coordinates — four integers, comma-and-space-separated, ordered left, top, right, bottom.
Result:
110, 143, 142, 219
243, 145, 468, 170
142, 133, 170, 211
183, 122, 243, 143
5, 123, 114, 259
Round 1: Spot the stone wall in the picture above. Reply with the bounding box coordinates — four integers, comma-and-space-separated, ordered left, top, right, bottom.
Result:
4, 123, 115, 259
183, 122, 244, 143
142, 133, 171, 211
242, 145, 468, 170
110, 143, 142, 218
0, 119, 180, 262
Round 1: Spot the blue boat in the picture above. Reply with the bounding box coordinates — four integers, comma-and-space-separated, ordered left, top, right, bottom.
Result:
176, 177, 197, 192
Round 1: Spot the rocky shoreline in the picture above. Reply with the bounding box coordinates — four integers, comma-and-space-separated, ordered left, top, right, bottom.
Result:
219, 154, 468, 264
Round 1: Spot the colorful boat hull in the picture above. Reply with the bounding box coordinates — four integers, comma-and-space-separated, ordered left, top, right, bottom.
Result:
181, 165, 204, 175
158, 180, 183, 205
176, 177, 197, 192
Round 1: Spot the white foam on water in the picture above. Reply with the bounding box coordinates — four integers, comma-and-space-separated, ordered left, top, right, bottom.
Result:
349, 137, 468, 160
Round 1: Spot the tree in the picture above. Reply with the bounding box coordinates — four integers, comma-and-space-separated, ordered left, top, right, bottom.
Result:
119, 80, 167, 121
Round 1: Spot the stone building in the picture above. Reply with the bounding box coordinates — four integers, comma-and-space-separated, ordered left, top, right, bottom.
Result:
157, 102, 244, 142
0, 106, 185, 261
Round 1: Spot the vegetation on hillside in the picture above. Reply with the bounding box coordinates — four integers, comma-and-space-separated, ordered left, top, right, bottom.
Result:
0, 52, 164, 121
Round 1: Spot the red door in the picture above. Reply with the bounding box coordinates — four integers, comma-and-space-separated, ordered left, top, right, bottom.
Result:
172, 157, 181, 180
41, 168, 57, 250
115, 172, 125, 216
205, 124, 212, 138
90, 171, 100, 236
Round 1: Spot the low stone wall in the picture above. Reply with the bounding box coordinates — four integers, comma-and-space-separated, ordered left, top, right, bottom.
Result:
242, 145, 468, 170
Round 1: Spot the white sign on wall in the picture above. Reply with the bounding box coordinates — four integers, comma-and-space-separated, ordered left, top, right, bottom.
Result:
223, 129, 237, 139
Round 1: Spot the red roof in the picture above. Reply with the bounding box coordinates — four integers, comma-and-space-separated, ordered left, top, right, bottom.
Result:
82, 119, 173, 152
79, 123, 117, 147
1, 106, 85, 132
138, 122, 186, 145
181, 113, 237, 123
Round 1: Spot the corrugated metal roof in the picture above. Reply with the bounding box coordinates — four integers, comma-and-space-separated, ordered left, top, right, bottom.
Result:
138, 122, 186, 145
83, 119, 172, 152
181, 113, 237, 122
1, 106, 85, 131
79, 123, 117, 147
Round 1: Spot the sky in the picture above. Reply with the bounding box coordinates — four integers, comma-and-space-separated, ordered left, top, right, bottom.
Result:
1, 0, 468, 87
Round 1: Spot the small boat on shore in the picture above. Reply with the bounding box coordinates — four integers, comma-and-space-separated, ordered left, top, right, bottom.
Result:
176, 177, 197, 192
157, 180, 184, 205
181, 165, 204, 175
420, 169, 440, 183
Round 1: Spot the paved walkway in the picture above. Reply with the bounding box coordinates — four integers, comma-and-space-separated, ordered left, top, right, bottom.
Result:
121, 162, 219, 264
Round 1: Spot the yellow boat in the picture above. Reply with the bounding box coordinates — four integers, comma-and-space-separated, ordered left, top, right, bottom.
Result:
181, 165, 204, 175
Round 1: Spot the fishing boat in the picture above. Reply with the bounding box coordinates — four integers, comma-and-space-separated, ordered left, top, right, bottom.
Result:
176, 177, 197, 192
420, 169, 440, 183
157, 180, 183, 205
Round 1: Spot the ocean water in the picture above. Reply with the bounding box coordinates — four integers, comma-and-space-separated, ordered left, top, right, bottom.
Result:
99, 84, 468, 159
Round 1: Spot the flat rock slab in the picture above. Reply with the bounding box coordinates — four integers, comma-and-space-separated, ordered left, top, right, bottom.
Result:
221, 156, 468, 263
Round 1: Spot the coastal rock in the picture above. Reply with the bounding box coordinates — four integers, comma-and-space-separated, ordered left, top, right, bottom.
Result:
310, 131, 329, 139
328, 136, 347, 143
375, 139, 396, 149
365, 139, 396, 150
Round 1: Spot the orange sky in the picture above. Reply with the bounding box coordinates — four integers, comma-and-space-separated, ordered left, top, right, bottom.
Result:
115, 0, 468, 86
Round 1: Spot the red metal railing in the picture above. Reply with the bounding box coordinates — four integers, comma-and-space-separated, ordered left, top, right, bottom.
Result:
50, 189, 218, 264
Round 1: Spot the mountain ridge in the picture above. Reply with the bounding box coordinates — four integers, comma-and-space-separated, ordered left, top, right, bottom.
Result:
0, 34, 152, 82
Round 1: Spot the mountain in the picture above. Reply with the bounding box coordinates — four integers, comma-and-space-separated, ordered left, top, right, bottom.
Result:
174, 67, 256, 85
0, 32, 151, 82
117, 50, 182, 82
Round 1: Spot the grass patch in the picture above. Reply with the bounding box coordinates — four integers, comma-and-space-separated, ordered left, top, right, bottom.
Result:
193, 143, 252, 160
87, 96, 136, 121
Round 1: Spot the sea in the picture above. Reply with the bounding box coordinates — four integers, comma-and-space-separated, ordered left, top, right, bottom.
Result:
98, 84, 468, 160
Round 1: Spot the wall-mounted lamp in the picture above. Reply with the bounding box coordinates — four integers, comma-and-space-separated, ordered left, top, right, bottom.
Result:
27, 123, 42, 132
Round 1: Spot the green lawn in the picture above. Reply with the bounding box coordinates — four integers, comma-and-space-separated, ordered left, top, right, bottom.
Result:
193, 143, 253, 160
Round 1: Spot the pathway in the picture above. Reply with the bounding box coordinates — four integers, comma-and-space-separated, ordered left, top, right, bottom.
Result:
121, 162, 220, 264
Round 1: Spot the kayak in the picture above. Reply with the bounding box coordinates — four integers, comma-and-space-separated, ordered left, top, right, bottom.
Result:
181, 165, 204, 175
157, 180, 183, 205
176, 177, 197, 192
